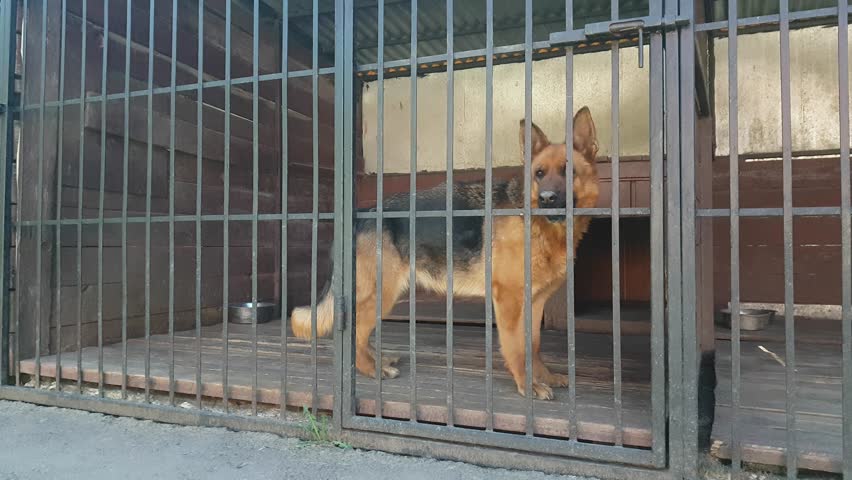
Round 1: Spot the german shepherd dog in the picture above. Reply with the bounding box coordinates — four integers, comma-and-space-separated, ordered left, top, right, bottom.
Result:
291, 107, 599, 400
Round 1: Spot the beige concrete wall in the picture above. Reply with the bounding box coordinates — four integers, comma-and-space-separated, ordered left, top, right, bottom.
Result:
714, 26, 852, 157
361, 25, 852, 174
361, 45, 650, 174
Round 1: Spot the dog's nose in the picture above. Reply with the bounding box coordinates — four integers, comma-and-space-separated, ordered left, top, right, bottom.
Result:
539, 191, 557, 205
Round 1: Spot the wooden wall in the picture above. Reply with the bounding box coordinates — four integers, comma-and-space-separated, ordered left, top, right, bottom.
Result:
712, 154, 849, 307
14, 0, 335, 357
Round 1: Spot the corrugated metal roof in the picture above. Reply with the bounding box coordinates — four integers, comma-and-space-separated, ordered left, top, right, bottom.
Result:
281, 0, 849, 67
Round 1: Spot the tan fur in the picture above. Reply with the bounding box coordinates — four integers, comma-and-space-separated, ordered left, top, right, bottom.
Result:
291, 107, 600, 398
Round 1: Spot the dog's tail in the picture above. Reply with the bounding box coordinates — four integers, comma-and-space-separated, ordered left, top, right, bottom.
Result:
290, 275, 336, 339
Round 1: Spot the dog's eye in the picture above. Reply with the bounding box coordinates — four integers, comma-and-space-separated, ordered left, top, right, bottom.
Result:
535, 169, 545, 178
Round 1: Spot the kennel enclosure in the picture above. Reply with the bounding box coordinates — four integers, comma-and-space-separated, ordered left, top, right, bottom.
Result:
0, 0, 851, 479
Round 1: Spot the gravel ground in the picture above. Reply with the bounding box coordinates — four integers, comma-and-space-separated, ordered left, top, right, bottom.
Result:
0, 400, 593, 480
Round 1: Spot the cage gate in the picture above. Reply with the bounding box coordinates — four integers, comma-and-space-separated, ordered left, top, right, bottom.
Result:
337, 0, 679, 474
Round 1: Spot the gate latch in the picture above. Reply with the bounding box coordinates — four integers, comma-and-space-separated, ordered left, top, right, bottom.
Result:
549, 14, 690, 68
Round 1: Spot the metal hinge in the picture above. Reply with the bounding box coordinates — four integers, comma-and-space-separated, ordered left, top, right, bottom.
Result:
335, 296, 346, 331
549, 15, 690, 68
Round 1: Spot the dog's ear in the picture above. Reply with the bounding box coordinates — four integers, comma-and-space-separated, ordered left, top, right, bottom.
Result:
519, 119, 550, 160
572, 107, 598, 160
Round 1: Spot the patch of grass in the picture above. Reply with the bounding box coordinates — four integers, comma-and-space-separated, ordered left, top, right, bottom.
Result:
300, 406, 352, 450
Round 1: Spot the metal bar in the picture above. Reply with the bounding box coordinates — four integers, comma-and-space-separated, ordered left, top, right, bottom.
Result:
222, 0, 232, 414
331, 0, 345, 430
564, 0, 577, 439
446, 0, 455, 428
648, 14, 665, 466
251, 0, 260, 418
144, 0, 154, 403
696, 6, 848, 33
0, 0, 17, 387
780, 0, 797, 476
408, 0, 418, 424
678, 0, 699, 471
13, 0, 28, 387
15, 68, 338, 112
374, 0, 385, 418
167, 0, 178, 407
120, 0, 131, 400
96, 0, 109, 398
32, 0, 48, 391
484, 0, 494, 432
840, 1, 852, 477
55, 0, 68, 394
280, 0, 289, 420
728, 0, 742, 475
522, 0, 533, 435
610, 0, 623, 447
696, 207, 843, 217
341, 0, 356, 422
310, 0, 320, 415
664, 1, 684, 472
344, 414, 658, 466
195, 0, 205, 410
18, 212, 339, 227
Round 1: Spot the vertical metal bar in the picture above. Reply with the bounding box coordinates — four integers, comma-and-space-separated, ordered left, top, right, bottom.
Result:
664, 0, 684, 472
374, 0, 384, 418
484, 0, 493, 432
75, 0, 86, 395
55, 0, 68, 393
120, 0, 132, 400
839, 1, 852, 477
97, 0, 109, 398
341, 0, 356, 421
609, 0, 623, 447
0, 0, 18, 387
648, 3, 665, 462
14, 0, 28, 389
563, 0, 577, 437
144, 0, 155, 404
445, 0, 455, 428
408, 0, 418, 424
222, 0, 232, 413
779, 0, 797, 476
310, 0, 320, 415
34, 0, 48, 391
167, 0, 178, 407
522, 0, 533, 435
727, 0, 742, 475
280, 0, 289, 419
678, 0, 700, 472
251, 0, 260, 418
331, 0, 345, 429
195, 0, 205, 410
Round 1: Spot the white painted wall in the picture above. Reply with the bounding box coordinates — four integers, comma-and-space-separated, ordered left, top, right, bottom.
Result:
361, 25, 852, 175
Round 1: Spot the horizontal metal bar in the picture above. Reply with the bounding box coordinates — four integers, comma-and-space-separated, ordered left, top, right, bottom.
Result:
355, 207, 651, 219
696, 6, 844, 32
14, 67, 336, 112
344, 415, 657, 468
16, 213, 335, 227
0, 386, 672, 480
696, 207, 843, 217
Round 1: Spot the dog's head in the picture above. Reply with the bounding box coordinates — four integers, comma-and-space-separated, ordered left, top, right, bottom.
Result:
519, 107, 599, 221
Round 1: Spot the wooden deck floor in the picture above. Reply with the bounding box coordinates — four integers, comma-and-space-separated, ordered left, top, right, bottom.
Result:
19, 320, 654, 447
711, 318, 842, 473
18, 316, 844, 473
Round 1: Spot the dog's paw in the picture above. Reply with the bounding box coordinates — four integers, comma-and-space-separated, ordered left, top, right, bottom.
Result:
518, 382, 554, 400
382, 354, 400, 367
545, 373, 569, 388
381, 365, 400, 379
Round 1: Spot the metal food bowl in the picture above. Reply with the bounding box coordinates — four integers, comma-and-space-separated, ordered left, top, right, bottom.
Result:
716, 308, 775, 331
228, 302, 278, 324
